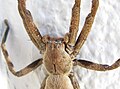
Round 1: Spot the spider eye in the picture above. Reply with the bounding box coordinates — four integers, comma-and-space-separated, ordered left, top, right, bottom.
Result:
48, 40, 52, 43
55, 40, 61, 44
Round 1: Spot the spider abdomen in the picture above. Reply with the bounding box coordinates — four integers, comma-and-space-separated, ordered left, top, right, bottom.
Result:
45, 75, 74, 89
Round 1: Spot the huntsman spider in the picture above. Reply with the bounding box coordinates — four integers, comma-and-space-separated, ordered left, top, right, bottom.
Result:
1, 0, 120, 89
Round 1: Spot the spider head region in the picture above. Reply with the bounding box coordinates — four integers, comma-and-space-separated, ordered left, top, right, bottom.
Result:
42, 35, 66, 51
42, 36, 73, 75
43, 40, 72, 75
46, 40, 65, 51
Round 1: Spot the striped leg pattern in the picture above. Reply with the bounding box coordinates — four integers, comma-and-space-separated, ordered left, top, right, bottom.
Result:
1, 20, 43, 77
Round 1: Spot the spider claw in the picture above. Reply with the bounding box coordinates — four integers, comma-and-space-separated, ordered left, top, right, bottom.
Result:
2, 19, 10, 44
4, 19, 9, 27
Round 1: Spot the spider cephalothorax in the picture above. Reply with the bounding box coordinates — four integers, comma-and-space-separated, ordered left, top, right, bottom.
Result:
43, 37, 73, 75
1, 0, 120, 89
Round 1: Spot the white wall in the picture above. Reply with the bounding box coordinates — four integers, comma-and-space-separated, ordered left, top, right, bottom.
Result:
0, 0, 120, 89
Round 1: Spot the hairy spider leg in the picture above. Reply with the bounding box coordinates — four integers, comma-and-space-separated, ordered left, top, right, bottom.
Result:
18, 0, 45, 52
72, 0, 99, 57
40, 76, 48, 89
73, 59, 120, 71
69, 72, 80, 89
1, 20, 43, 77
67, 0, 81, 46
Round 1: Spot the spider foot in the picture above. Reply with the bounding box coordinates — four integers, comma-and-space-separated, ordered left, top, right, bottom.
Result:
2, 19, 10, 44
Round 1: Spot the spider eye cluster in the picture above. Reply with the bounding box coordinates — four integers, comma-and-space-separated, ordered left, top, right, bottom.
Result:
55, 40, 62, 44
47, 40, 62, 44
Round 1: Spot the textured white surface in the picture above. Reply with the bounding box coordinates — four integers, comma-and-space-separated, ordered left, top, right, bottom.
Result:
0, 0, 120, 89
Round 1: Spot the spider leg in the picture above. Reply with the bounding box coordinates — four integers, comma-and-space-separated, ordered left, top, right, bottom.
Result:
40, 76, 48, 89
65, 0, 81, 46
71, 0, 99, 57
1, 20, 43, 77
73, 59, 120, 71
69, 72, 80, 89
18, 0, 45, 52
1, 20, 9, 44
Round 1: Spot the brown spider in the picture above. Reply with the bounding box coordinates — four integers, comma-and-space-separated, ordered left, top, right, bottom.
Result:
1, 0, 120, 89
